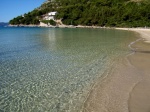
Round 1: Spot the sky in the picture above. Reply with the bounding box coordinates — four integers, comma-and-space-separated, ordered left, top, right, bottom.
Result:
0, 0, 46, 22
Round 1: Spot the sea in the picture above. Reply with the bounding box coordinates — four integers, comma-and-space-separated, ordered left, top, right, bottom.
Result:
0, 27, 137, 112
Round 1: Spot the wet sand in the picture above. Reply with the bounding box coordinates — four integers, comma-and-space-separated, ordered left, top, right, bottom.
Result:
83, 29, 150, 112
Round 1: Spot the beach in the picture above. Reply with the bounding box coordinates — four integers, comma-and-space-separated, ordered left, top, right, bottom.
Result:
1, 27, 150, 111
1, 27, 135, 111
83, 28, 150, 112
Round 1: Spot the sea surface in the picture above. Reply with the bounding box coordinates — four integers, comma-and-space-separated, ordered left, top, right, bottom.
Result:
0, 27, 136, 112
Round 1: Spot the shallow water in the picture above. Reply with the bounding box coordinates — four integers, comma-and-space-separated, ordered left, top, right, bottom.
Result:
0, 27, 136, 112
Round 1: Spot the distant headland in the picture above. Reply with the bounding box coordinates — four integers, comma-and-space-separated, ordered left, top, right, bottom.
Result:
0, 22, 8, 27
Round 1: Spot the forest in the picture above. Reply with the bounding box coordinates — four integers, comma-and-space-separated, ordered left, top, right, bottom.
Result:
9, 0, 150, 27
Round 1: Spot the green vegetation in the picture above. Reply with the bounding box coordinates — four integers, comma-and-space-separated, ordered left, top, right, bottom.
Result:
41, 20, 56, 26
9, 0, 150, 27
56, 0, 150, 27
9, 14, 39, 25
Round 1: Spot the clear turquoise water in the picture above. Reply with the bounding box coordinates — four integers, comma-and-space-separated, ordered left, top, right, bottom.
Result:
0, 27, 136, 112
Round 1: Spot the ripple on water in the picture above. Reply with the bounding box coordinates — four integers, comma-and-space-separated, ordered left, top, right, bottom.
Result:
0, 28, 136, 111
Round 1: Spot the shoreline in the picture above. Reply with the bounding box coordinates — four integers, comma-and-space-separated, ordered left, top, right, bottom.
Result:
6, 25, 150, 111
4, 25, 150, 111
8, 24, 111, 29
83, 28, 150, 112
115, 28, 150, 43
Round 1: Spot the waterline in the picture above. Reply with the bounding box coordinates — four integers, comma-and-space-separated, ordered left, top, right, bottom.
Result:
0, 27, 137, 112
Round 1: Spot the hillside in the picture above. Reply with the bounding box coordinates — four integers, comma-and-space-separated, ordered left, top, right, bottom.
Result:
9, 0, 150, 27
0, 22, 8, 27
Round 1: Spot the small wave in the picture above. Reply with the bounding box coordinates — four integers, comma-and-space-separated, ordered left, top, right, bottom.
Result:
128, 38, 150, 54
128, 38, 142, 51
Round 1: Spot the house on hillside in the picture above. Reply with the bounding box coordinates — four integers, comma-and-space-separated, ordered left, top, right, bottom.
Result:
44, 11, 57, 20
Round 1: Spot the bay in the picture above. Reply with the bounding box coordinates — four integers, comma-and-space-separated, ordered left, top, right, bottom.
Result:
0, 27, 136, 112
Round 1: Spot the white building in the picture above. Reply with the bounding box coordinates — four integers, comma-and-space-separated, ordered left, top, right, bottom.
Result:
44, 11, 57, 20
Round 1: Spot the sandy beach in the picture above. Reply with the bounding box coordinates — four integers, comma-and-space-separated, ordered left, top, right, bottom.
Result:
83, 28, 150, 112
